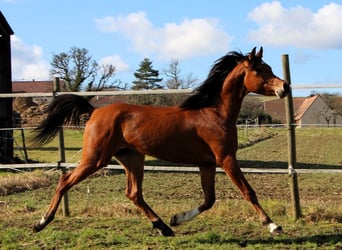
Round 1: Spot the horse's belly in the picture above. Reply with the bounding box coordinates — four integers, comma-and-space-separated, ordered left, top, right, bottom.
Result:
140, 136, 216, 166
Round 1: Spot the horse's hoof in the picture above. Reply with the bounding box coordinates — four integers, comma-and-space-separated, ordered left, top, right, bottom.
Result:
170, 215, 180, 226
32, 223, 44, 233
269, 223, 282, 235
161, 227, 175, 237
170, 214, 183, 227
152, 219, 175, 237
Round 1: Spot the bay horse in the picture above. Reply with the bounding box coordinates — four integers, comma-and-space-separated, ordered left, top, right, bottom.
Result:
32, 47, 289, 236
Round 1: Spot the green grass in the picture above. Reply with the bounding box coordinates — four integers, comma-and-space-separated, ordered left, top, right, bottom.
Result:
0, 171, 341, 249
13, 128, 84, 163
3, 127, 341, 248
237, 127, 342, 168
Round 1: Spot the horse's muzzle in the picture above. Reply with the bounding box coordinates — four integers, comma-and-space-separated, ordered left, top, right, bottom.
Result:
275, 82, 290, 98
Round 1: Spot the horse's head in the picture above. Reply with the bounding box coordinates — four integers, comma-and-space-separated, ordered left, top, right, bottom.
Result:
242, 47, 289, 98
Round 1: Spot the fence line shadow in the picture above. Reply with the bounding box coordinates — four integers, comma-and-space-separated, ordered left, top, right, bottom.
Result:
222, 233, 342, 248
239, 160, 342, 170
143, 158, 341, 170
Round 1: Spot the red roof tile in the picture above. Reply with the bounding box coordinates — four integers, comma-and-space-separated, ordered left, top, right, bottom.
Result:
12, 80, 67, 93
263, 97, 306, 122
294, 95, 319, 120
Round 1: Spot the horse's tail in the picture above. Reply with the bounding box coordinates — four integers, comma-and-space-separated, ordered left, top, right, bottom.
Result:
33, 94, 95, 145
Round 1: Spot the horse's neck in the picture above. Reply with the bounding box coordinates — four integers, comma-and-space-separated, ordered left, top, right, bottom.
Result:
219, 70, 247, 121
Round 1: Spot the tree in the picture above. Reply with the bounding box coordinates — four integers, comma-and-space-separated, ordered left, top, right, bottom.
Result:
132, 58, 163, 90
163, 59, 198, 89
163, 59, 183, 89
50, 47, 119, 91
319, 92, 342, 115
239, 97, 273, 124
321, 106, 333, 127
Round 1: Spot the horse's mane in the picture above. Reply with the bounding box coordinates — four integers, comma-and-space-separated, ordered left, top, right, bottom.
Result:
179, 51, 246, 110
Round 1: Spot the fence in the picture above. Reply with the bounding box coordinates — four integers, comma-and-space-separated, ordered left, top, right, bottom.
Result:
1, 80, 342, 220
0, 88, 341, 174
0, 84, 341, 170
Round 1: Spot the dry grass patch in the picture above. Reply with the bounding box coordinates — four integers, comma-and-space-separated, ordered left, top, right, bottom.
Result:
0, 171, 54, 196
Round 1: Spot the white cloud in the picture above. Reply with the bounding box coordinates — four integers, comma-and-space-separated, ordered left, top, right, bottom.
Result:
100, 55, 129, 73
248, 1, 342, 49
95, 12, 232, 60
11, 35, 50, 80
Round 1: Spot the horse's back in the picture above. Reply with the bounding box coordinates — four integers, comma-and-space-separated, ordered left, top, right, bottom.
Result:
89, 102, 181, 126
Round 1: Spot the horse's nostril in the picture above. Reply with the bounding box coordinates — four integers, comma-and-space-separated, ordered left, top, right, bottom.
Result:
283, 82, 290, 93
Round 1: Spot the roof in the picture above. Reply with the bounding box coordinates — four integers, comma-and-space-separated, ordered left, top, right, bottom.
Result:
0, 11, 14, 35
12, 80, 67, 93
263, 97, 306, 122
263, 94, 342, 123
294, 95, 319, 120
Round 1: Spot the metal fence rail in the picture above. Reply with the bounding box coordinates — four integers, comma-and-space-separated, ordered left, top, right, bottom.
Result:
1, 163, 341, 174
0, 89, 193, 98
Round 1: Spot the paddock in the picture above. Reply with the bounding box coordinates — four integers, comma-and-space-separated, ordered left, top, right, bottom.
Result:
0, 82, 341, 248
0, 170, 341, 249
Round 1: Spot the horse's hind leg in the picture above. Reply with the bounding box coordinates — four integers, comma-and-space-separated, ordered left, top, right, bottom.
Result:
171, 165, 216, 226
222, 155, 282, 234
116, 151, 174, 236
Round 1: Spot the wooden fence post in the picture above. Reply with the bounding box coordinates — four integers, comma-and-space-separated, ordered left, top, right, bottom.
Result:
53, 77, 70, 217
282, 54, 301, 220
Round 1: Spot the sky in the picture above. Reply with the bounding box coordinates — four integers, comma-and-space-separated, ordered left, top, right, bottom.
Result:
1, 0, 342, 96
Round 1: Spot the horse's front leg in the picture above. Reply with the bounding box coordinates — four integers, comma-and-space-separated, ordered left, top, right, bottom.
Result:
117, 152, 174, 236
170, 165, 216, 226
221, 155, 282, 234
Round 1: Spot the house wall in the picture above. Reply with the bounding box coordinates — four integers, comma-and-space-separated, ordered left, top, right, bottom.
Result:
301, 97, 342, 126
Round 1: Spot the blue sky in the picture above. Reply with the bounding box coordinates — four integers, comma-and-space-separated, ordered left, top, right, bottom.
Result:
2, 0, 342, 96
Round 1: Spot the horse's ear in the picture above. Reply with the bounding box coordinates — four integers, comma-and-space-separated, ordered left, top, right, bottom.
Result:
256, 47, 263, 59
248, 47, 257, 61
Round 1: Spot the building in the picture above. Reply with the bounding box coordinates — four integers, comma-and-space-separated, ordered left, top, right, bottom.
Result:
264, 95, 342, 127
294, 95, 342, 127
0, 11, 14, 162
12, 80, 67, 104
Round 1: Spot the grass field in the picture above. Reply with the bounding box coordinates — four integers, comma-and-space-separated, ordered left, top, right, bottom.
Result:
2, 127, 342, 249
0, 171, 341, 249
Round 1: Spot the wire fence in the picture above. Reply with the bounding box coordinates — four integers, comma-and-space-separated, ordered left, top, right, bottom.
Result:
0, 90, 341, 174
0, 125, 340, 174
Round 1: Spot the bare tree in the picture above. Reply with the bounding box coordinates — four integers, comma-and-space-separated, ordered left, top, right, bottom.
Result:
163, 59, 183, 89
183, 72, 198, 89
51, 47, 119, 91
310, 91, 342, 114
321, 106, 333, 127
163, 59, 198, 89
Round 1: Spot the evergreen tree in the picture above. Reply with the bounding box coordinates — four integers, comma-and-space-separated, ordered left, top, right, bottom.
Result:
132, 58, 163, 90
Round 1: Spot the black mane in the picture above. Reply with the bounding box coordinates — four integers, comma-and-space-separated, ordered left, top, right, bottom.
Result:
179, 51, 246, 110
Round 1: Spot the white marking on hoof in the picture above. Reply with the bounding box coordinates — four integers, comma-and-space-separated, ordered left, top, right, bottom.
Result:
173, 208, 200, 225
39, 216, 46, 225
183, 208, 200, 222
268, 223, 282, 234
